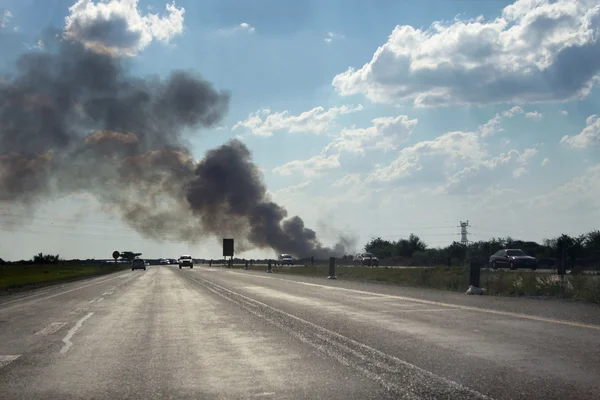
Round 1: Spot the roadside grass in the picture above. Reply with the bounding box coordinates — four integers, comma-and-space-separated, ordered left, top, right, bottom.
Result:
233, 264, 600, 304
0, 263, 130, 293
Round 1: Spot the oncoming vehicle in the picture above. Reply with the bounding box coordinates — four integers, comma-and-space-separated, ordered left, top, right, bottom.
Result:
132, 258, 146, 271
353, 253, 379, 267
278, 254, 294, 266
178, 255, 194, 269
489, 249, 538, 271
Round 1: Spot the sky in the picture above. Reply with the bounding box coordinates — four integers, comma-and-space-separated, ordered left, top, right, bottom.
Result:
1, 0, 600, 261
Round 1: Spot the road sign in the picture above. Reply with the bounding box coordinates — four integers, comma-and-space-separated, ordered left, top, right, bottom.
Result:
223, 239, 234, 257
112, 251, 120, 260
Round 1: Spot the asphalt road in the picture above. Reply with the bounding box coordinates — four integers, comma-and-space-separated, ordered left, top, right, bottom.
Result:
1, 266, 599, 399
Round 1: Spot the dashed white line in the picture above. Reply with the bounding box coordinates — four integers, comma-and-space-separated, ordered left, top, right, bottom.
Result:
60, 312, 94, 354
97, 297, 104, 303
35, 322, 67, 336
0, 355, 20, 369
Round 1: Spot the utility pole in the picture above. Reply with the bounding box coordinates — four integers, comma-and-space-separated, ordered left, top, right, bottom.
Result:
460, 221, 470, 264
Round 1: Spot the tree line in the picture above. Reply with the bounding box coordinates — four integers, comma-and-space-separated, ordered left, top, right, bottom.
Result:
362, 230, 600, 267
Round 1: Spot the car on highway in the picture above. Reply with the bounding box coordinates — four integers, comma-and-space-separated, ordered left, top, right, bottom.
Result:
132, 257, 147, 271
278, 254, 295, 266
159, 259, 170, 265
178, 255, 194, 269
489, 249, 538, 270
353, 252, 379, 267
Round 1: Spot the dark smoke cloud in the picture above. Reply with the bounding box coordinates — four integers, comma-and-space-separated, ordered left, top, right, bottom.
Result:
0, 28, 353, 258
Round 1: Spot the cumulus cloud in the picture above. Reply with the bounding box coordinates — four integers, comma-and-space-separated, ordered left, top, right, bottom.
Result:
324, 115, 418, 154
332, 0, 600, 107
218, 22, 256, 35
64, 0, 185, 56
560, 114, 600, 148
560, 110, 569, 115
444, 147, 538, 194
1, 9, 12, 28
524, 163, 600, 215
542, 157, 550, 166
367, 130, 485, 183
267, 108, 417, 179
479, 106, 524, 137
273, 153, 340, 177
525, 111, 544, 120
232, 104, 363, 137
332, 173, 361, 188
324, 32, 344, 44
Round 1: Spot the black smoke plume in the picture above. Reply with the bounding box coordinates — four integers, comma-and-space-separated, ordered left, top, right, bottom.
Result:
0, 29, 354, 258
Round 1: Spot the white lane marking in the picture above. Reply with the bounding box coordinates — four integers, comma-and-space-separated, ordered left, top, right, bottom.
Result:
221, 269, 600, 331
102, 291, 114, 296
0, 273, 133, 312
0, 355, 20, 369
35, 322, 67, 336
60, 312, 94, 354
97, 297, 104, 303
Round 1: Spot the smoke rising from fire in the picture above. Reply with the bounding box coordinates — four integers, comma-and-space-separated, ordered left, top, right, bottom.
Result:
0, 28, 355, 258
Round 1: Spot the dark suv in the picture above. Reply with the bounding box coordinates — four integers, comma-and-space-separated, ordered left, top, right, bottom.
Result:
132, 258, 146, 271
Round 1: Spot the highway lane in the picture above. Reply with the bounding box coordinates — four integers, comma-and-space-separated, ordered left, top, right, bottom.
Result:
0, 267, 389, 399
1, 266, 599, 399
181, 267, 600, 400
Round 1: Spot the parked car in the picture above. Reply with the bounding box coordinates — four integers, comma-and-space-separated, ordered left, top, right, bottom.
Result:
489, 249, 537, 270
278, 254, 295, 266
178, 255, 194, 269
353, 253, 379, 267
132, 257, 146, 271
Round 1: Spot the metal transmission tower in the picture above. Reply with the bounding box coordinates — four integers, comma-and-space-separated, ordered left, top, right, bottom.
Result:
460, 221, 470, 263
460, 221, 470, 246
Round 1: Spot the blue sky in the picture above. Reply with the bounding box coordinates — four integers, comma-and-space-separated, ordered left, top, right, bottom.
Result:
1, 0, 600, 260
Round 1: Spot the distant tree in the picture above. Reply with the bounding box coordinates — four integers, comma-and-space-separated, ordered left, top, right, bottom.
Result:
32, 253, 60, 264
364, 237, 395, 258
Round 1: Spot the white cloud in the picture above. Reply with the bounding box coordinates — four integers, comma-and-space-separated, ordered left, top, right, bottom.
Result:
367, 130, 485, 183
542, 157, 550, 166
479, 106, 524, 137
239, 22, 255, 34
324, 115, 418, 155
560, 114, 600, 148
332, 173, 361, 188
64, 0, 185, 56
512, 166, 527, 178
524, 163, 600, 215
560, 110, 569, 115
444, 147, 538, 194
218, 22, 256, 35
273, 153, 340, 177
232, 104, 363, 137
324, 32, 344, 44
1, 9, 12, 28
525, 111, 543, 120
332, 1, 600, 107
269, 181, 311, 199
